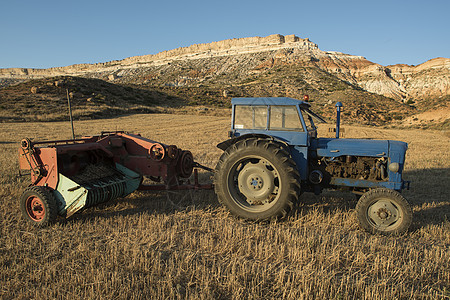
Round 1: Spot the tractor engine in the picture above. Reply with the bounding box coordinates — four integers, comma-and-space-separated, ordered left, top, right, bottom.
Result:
313, 155, 388, 182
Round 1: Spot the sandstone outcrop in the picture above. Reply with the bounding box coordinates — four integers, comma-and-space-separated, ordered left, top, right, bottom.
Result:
0, 34, 317, 79
0, 34, 448, 103
317, 53, 449, 101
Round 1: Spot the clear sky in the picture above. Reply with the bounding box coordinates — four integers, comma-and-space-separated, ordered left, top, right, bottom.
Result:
0, 0, 448, 69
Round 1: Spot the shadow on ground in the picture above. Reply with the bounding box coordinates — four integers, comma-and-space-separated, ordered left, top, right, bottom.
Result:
403, 168, 450, 229
68, 189, 219, 225
64, 168, 449, 231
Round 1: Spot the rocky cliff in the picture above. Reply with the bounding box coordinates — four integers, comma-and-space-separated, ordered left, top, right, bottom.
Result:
316, 53, 449, 101
0, 34, 317, 78
1, 34, 448, 105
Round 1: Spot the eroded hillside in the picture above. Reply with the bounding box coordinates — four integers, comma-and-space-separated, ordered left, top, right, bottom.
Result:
0, 34, 448, 126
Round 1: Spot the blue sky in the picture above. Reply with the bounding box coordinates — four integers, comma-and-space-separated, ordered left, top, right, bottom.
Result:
0, 0, 448, 69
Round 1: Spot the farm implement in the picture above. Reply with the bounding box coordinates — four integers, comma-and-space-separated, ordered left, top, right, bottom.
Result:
18, 131, 212, 225
18, 97, 413, 235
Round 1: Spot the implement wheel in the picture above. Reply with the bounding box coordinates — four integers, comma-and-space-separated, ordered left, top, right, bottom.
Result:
214, 138, 300, 220
356, 188, 412, 235
20, 186, 58, 227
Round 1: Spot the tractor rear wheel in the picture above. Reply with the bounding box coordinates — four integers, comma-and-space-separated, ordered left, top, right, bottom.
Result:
214, 138, 300, 220
20, 186, 58, 227
356, 188, 412, 235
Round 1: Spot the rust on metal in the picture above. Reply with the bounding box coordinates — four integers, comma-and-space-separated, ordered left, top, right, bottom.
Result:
18, 131, 214, 222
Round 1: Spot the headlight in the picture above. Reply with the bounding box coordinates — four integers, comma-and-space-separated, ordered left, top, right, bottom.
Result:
388, 162, 399, 173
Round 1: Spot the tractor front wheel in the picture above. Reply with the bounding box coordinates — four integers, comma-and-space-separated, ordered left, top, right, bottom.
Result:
356, 188, 412, 235
20, 186, 58, 227
214, 138, 300, 220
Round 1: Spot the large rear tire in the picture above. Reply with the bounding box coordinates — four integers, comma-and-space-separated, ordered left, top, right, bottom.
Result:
19, 186, 58, 227
214, 138, 300, 220
356, 188, 412, 235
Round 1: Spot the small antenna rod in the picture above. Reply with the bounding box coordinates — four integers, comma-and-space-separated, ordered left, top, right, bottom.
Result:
66, 89, 75, 140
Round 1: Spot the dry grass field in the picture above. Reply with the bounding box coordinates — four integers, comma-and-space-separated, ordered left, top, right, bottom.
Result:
0, 114, 449, 299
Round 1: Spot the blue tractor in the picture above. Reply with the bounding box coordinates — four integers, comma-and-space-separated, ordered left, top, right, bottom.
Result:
214, 97, 412, 234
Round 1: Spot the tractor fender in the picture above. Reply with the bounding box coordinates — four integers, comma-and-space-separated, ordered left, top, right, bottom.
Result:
217, 134, 288, 151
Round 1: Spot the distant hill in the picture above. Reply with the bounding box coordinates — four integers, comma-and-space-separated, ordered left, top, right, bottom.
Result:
1, 34, 448, 127
0, 76, 184, 122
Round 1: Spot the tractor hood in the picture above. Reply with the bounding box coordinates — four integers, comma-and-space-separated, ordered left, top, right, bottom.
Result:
312, 138, 407, 160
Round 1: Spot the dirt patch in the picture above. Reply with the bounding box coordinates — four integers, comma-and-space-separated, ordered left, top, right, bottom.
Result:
402, 104, 450, 129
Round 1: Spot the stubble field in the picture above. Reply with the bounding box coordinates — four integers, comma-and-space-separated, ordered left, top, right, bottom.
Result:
0, 114, 449, 299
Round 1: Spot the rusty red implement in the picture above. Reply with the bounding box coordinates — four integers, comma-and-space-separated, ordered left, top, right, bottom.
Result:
18, 131, 213, 226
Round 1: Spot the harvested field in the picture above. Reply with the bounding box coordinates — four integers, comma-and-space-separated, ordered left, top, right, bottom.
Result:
0, 114, 449, 299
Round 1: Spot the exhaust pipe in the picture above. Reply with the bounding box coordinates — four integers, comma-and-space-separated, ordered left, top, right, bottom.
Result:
335, 102, 343, 139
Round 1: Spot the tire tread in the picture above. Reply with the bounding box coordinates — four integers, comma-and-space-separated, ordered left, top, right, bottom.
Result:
19, 186, 58, 227
214, 138, 300, 220
355, 187, 412, 235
